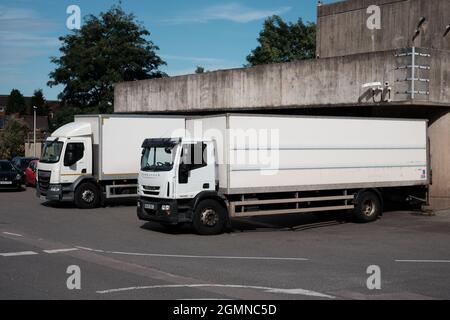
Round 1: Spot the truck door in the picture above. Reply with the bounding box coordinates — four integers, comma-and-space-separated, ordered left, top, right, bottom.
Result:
60, 138, 92, 184
175, 142, 215, 199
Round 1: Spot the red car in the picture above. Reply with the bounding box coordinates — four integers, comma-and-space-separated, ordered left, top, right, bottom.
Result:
25, 160, 38, 187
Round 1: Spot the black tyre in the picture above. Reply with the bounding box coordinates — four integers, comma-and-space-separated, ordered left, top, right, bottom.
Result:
192, 199, 227, 235
74, 182, 100, 209
353, 191, 382, 223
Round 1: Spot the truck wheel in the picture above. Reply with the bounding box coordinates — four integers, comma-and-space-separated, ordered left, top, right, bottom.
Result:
74, 182, 100, 209
192, 199, 227, 235
353, 191, 381, 223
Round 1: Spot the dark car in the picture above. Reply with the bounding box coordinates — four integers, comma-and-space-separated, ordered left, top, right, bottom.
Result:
11, 157, 39, 173
0, 160, 23, 190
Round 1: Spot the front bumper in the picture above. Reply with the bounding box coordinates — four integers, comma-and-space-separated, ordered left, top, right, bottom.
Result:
0, 180, 22, 189
137, 197, 190, 225
36, 183, 74, 201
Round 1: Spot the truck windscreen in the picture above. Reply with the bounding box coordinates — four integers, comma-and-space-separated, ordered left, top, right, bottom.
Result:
141, 146, 176, 172
40, 140, 64, 164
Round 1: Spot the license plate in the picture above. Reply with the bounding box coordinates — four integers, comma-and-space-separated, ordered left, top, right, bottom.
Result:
144, 203, 155, 210
0, 181, 12, 185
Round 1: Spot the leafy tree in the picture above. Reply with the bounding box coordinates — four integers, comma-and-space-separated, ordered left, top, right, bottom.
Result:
31, 89, 48, 116
246, 15, 316, 66
195, 66, 205, 74
0, 116, 28, 159
48, 5, 166, 113
48, 106, 77, 132
6, 89, 26, 115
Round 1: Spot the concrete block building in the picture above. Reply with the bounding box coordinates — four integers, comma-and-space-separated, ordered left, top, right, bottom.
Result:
114, 0, 450, 210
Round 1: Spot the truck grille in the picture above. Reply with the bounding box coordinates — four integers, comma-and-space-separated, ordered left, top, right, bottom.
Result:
38, 170, 51, 193
142, 185, 160, 196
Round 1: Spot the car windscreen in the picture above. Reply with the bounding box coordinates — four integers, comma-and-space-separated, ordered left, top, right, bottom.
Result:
0, 161, 14, 172
40, 140, 64, 164
141, 146, 176, 172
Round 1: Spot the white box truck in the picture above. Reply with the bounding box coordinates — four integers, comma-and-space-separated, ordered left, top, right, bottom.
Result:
137, 114, 430, 235
37, 115, 185, 208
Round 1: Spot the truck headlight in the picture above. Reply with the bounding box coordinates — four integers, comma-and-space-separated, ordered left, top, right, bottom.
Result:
161, 204, 171, 211
49, 185, 61, 192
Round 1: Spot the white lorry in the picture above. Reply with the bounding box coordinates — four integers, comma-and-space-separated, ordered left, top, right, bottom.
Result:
37, 115, 185, 208
137, 114, 430, 235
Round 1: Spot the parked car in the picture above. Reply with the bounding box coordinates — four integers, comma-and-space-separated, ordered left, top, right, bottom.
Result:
25, 160, 38, 187
12, 157, 39, 174
11, 156, 39, 183
0, 160, 23, 190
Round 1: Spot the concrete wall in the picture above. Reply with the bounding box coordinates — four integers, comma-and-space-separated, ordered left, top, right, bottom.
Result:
317, 0, 450, 58
429, 112, 450, 210
24, 143, 42, 158
115, 48, 450, 113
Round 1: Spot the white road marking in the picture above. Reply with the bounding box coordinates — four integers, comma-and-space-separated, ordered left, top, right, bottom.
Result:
0, 251, 38, 257
75, 246, 105, 253
43, 248, 79, 254
2, 232, 23, 237
75, 246, 308, 261
110, 251, 309, 261
96, 284, 335, 299
396, 259, 450, 263
177, 299, 232, 301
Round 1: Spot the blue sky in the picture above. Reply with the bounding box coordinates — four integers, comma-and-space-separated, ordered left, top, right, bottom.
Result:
0, 0, 335, 100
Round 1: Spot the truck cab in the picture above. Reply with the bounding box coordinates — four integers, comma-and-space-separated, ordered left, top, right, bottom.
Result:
37, 122, 93, 206
137, 138, 224, 234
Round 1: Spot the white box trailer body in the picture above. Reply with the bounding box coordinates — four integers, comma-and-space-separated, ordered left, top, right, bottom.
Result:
74, 115, 186, 180
37, 114, 185, 208
137, 114, 429, 235
186, 114, 429, 194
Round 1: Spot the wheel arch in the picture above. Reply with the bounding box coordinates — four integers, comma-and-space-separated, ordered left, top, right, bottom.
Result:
192, 191, 229, 224
71, 176, 100, 192
193, 191, 227, 211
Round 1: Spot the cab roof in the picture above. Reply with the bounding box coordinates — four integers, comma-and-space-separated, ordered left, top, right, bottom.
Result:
51, 122, 91, 138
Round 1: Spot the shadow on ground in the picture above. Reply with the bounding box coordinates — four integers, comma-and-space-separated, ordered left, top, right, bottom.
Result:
0, 188, 25, 193
140, 201, 426, 235
140, 210, 354, 235
41, 198, 137, 209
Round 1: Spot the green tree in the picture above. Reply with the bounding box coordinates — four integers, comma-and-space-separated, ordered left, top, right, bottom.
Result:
31, 89, 48, 116
195, 66, 205, 74
246, 15, 316, 66
48, 5, 166, 113
6, 89, 26, 115
49, 106, 81, 132
0, 116, 28, 158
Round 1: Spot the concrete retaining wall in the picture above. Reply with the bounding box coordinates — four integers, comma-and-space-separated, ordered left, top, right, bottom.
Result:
317, 0, 450, 58
429, 111, 450, 210
114, 49, 449, 113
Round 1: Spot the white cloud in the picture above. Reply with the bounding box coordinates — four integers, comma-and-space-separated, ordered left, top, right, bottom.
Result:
166, 63, 241, 77
0, 6, 58, 66
0, 6, 54, 30
0, 31, 59, 47
161, 54, 226, 64
162, 3, 291, 24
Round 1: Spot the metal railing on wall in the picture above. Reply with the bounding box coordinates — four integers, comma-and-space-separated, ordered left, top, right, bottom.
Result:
395, 47, 431, 100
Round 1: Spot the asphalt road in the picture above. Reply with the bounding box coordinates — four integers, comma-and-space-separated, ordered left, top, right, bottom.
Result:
1, 188, 449, 300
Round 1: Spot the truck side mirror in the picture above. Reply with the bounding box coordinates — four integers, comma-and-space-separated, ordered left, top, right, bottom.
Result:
178, 163, 190, 184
